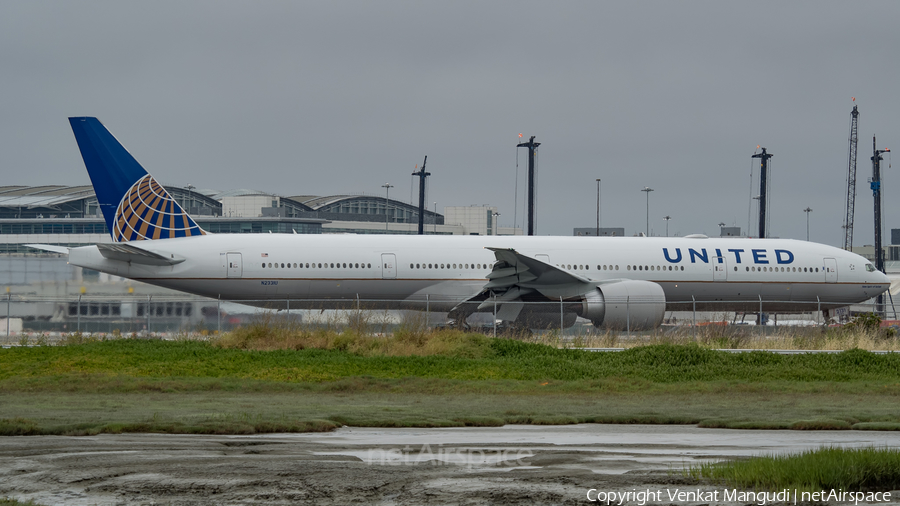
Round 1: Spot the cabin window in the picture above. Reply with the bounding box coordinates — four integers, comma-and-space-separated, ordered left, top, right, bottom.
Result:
262, 263, 265, 268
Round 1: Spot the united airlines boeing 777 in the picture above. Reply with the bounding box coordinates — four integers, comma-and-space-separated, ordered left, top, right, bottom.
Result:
29, 117, 889, 330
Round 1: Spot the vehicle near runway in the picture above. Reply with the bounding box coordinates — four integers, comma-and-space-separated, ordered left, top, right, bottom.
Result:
29, 117, 890, 330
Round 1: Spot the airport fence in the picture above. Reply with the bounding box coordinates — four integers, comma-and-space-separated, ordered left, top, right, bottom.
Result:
1, 293, 898, 345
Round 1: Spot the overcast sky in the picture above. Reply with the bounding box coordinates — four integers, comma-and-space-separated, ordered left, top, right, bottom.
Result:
2, 1, 899, 244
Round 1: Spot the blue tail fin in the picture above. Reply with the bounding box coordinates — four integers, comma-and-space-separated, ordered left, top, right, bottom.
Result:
69, 117, 206, 242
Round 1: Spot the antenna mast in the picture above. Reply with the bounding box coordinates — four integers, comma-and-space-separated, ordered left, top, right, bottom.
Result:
842, 104, 860, 250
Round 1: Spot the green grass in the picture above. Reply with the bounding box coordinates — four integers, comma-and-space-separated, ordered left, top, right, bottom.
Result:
689, 446, 900, 491
2, 340, 900, 434
0, 498, 42, 506
3, 339, 900, 385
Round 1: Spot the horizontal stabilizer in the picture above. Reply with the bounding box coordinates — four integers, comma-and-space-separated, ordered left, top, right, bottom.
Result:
24, 244, 70, 255
97, 243, 185, 266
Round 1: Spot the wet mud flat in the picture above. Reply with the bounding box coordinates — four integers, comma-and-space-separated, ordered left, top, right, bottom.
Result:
3, 425, 900, 505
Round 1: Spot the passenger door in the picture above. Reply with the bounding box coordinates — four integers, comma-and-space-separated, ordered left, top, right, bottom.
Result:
824, 258, 838, 282
713, 255, 727, 281
226, 252, 242, 278
381, 253, 397, 279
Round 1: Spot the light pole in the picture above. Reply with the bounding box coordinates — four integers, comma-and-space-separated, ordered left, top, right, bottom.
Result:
803, 207, 812, 241
595, 178, 601, 236
663, 215, 671, 237
641, 187, 654, 236
381, 183, 394, 231
492, 212, 500, 235
433, 202, 437, 234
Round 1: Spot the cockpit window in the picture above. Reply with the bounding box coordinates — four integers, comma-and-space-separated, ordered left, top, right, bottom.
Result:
866, 263, 876, 272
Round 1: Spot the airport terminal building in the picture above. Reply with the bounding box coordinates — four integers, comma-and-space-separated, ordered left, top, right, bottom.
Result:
0, 185, 521, 254
0, 184, 521, 333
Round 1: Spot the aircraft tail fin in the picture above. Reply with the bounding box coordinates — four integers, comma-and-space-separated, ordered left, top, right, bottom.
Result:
68, 117, 206, 242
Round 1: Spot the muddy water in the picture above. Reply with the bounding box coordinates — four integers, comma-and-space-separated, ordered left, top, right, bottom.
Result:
3, 425, 900, 505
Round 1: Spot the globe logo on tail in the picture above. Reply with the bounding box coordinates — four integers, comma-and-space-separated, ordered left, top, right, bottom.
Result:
113, 175, 205, 242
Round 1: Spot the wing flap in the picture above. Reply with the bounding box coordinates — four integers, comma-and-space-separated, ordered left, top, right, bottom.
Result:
449, 248, 599, 324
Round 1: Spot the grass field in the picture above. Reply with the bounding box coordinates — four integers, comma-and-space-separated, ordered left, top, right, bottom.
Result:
2, 326, 900, 435
689, 446, 900, 491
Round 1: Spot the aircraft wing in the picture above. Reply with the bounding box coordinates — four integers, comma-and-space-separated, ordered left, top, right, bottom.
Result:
96, 243, 185, 266
24, 244, 70, 255
450, 247, 598, 323
484, 247, 596, 298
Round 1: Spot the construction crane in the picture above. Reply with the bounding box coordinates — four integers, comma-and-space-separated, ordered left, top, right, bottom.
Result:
842, 104, 860, 250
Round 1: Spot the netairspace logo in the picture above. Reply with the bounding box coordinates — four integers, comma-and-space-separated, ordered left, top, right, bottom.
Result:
365, 444, 533, 468
586, 488, 893, 505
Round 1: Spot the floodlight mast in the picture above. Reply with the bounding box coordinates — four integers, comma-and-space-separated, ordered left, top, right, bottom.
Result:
872, 138, 890, 267
412, 156, 430, 235
517, 136, 540, 236
751, 147, 773, 238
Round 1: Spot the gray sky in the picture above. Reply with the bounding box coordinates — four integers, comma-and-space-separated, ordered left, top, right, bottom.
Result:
2, 1, 899, 245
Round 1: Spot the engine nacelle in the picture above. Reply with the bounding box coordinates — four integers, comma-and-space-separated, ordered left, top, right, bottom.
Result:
579, 280, 666, 330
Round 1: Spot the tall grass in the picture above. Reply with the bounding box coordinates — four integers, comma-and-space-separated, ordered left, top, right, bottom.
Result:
215, 311, 494, 358
688, 446, 900, 491
532, 323, 900, 352
5, 337, 900, 386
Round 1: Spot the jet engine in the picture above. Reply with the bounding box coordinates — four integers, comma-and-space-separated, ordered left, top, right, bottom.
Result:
578, 280, 666, 330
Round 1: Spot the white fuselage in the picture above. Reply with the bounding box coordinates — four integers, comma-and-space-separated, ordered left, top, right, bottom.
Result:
66, 234, 889, 313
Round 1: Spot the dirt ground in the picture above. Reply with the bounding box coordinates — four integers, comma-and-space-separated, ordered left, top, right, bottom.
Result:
3, 425, 900, 505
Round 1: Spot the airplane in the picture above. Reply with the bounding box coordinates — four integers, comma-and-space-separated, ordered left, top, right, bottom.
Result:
28, 117, 890, 330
